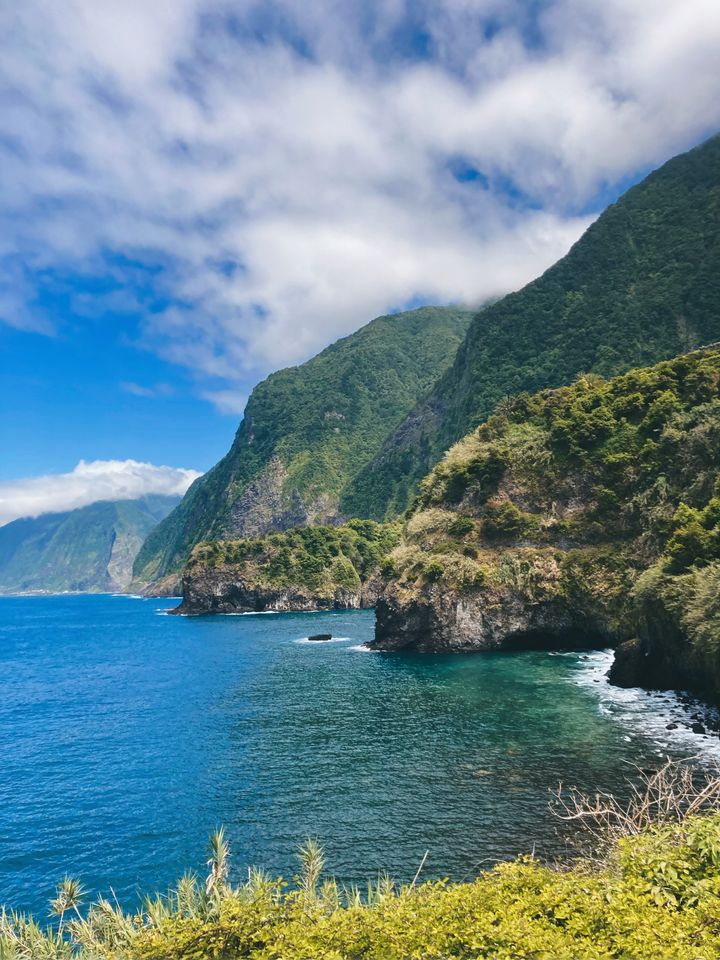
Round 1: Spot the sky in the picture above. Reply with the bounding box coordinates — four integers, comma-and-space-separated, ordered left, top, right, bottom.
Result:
1, 0, 720, 521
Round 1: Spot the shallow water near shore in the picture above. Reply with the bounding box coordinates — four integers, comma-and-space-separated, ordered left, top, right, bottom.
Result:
1, 594, 718, 917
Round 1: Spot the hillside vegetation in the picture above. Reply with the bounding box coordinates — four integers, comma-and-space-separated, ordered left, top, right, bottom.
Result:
136, 136, 720, 593
0, 495, 179, 594
346, 133, 720, 518
133, 306, 473, 591
177, 520, 399, 614
373, 346, 720, 694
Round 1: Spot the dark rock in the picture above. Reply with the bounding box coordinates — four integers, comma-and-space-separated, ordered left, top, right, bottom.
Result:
692, 721, 707, 735
371, 585, 616, 653
607, 638, 644, 688
173, 565, 376, 616
666, 722, 679, 730
308, 633, 332, 642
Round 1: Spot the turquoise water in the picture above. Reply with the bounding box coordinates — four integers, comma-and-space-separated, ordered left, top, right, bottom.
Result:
1, 594, 717, 917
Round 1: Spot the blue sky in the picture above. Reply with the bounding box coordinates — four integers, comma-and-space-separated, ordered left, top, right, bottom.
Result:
1, 0, 720, 520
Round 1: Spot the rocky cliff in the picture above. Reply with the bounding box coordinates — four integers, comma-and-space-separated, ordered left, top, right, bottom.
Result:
370, 347, 720, 697
173, 520, 398, 615
132, 305, 473, 591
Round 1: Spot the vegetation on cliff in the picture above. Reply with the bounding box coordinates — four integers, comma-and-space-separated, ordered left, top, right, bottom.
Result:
179, 520, 400, 612
6, 765, 720, 959
375, 346, 720, 686
0, 495, 180, 594
132, 306, 473, 590
347, 133, 720, 518
135, 136, 720, 593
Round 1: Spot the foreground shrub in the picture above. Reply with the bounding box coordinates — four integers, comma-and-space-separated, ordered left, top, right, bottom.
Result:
5, 764, 720, 959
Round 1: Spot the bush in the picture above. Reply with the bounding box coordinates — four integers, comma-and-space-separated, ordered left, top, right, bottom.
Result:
448, 514, 475, 537
483, 501, 541, 540
422, 558, 445, 582
8, 765, 720, 960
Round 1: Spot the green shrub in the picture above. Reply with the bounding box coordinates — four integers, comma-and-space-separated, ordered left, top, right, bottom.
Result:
8, 811, 720, 960
448, 514, 475, 537
483, 501, 541, 540
191, 521, 401, 596
422, 558, 445, 582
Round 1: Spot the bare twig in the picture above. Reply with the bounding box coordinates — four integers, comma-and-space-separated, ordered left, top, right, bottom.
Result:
550, 758, 720, 864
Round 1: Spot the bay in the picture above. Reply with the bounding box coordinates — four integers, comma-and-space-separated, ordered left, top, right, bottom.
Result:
0, 594, 717, 917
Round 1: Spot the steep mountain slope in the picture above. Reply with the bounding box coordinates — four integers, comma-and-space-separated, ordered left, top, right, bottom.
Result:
132, 306, 473, 590
0, 495, 180, 594
370, 347, 720, 697
344, 134, 720, 519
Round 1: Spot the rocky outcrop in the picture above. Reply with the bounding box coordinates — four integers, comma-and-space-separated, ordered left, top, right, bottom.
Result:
225, 457, 340, 539
173, 564, 378, 615
371, 552, 624, 652
368, 346, 720, 698
609, 564, 720, 697
170, 522, 396, 615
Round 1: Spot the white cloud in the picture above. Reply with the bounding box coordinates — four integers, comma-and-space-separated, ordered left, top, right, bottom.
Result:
0, 0, 719, 403
200, 387, 248, 416
120, 381, 174, 398
0, 460, 202, 526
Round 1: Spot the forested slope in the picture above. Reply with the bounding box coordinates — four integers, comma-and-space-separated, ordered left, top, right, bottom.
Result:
345, 134, 720, 518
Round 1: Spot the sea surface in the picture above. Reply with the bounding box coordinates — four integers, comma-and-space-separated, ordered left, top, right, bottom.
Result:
1, 594, 719, 918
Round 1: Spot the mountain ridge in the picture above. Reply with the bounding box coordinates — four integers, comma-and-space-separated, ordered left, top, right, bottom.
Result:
132, 305, 475, 590
343, 133, 720, 518
0, 495, 180, 594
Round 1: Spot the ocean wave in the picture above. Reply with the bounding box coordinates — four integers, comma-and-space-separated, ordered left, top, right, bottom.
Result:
571, 650, 720, 759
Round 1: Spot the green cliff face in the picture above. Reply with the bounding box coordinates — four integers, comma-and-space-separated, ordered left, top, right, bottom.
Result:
132, 306, 473, 590
177, 520, 400, 614
372, 347, 720, 695
136, 134, 720, 600
345, 134, 720, 519
0, 495, 180, 594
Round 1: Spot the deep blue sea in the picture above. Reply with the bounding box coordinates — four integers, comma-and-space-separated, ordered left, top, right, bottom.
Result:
1, 594, 718, 918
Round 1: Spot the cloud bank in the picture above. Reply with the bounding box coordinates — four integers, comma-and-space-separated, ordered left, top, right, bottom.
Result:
1, 1, 720, 408
0, 461, 202, 526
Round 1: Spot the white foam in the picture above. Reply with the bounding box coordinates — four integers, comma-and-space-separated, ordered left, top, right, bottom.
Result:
571, 650, 720, 760
222, 609, 319, 616
347, 643, 377, 653
294, 636, 352, 645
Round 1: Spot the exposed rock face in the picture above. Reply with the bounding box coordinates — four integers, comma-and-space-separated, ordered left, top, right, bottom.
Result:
372, 566, 621, 653
226, 458, 339, 539
106, 529, 146, 590
173, 564, 379, 615
609, 566, 720, 697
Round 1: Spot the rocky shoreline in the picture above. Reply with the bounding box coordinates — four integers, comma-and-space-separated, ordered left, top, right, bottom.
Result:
171, 565, 383, 615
